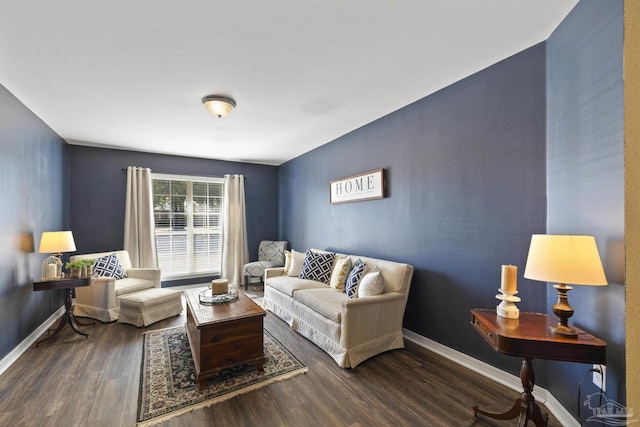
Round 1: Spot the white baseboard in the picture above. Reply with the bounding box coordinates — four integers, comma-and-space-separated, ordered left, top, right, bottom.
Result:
403, 328, 579, 427
0, 306, 65, 377
1, 309, 576, 426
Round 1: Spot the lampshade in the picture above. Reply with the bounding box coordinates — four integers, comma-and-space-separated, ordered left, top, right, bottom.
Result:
202, 95, 236, 118
524, 235, 607, 286
38, 231, 77, 254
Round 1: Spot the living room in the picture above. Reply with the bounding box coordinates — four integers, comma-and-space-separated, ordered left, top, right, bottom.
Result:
1, 1, 638, 425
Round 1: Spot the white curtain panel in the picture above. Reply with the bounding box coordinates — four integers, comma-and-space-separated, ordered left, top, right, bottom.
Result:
124, 166, 158, 268
221, 174, 249, 286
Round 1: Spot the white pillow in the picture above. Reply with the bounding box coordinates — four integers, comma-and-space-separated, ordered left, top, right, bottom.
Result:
283, 250, 292, 275
329, 256, 352, 291
287, 249, 306, 277
358, 268, 385, 297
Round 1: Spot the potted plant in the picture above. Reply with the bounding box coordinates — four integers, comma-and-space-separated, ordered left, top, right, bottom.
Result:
79, 259, 95, 277
65, 260, 84, 278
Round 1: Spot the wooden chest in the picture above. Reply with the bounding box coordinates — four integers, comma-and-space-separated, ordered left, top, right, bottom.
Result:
184, 287, 266, 391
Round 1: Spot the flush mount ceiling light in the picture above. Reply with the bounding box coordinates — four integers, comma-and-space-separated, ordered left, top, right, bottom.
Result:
202, 95, 236, 118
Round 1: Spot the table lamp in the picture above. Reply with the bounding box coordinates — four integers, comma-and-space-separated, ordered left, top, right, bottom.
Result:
39, 231, 77, 279
523, 234, 607, 337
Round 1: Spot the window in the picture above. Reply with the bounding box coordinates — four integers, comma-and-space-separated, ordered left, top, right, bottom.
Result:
152, 174, 224, 279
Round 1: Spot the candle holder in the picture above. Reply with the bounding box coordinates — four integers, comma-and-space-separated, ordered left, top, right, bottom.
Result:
496, 289, 521, 319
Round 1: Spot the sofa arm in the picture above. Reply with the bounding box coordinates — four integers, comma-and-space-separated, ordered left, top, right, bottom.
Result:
127, 268, 161, 287
76, 277, 117, 310
342, 291, 405, 308
265, 267, 285, 280
340, 292, 408, 347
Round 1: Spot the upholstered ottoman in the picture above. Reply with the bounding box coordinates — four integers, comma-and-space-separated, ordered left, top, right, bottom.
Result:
118, 288, 183, 327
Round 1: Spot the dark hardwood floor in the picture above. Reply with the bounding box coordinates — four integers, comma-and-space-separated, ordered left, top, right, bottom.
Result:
0, 287, 562, 426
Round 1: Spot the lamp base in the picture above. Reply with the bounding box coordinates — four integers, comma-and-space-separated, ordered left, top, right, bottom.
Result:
549, 323, 578, 337
550, 283, 578, 338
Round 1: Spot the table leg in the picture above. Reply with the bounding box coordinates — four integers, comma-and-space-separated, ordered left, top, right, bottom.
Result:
35, 314, 68, 347
74, 317, 96, 327
473, 358, 548, 427
36, 288, 93, 347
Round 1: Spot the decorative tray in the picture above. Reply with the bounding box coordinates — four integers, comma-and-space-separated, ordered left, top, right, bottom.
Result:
199, 288, 238, 305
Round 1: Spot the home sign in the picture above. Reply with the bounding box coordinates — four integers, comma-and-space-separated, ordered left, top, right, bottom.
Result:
330, 168, 385, 204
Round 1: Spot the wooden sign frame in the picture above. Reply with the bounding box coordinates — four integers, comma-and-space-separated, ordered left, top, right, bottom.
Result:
330, 168, 385, 204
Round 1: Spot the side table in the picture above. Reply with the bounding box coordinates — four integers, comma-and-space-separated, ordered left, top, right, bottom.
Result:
470, 309, 606, 427
33, 277, 96, 346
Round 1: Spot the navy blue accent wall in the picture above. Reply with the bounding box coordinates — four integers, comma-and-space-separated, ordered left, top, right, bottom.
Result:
279, 44, 548, 373
0, 84, 68, 360
69, 145, 278, 286
546, 0, 625, 419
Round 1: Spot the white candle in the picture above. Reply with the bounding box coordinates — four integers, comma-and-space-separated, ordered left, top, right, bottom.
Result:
211, 279, 229, 295
501, 265, 518, 293
46, 264, 57, 279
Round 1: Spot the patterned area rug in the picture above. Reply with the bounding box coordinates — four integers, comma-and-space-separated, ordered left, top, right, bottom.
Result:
137, 326, 307, 426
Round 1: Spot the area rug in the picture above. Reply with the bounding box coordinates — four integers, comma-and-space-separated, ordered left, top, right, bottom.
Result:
137, 326, 307, 426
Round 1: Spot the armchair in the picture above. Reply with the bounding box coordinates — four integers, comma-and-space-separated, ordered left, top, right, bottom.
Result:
243, 240, 287, 289
70, 250, 160, 322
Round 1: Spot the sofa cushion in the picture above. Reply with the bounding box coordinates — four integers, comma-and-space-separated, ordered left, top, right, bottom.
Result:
267, 275, 328, 297
93, 253, 127, 280
329, 256, 352, 292
114, 277, 156, 296
244, 260, 275, 277
299, 250, 335, 284
293, 288, 347, 323
287, 249, 307, 277
358, 267, 385, 297
346, 259, 367, 298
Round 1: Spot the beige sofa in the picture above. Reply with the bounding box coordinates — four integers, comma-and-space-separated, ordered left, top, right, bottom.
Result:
263, 251, 414, 368
70, 250, 161, 322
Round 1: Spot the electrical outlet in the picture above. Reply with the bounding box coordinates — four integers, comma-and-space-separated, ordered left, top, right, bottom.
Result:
593, 364, 606, 391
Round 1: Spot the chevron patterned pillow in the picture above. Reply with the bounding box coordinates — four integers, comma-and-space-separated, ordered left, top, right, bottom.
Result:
93, 253, 127, 280
346, 258, 367, 298
298, 250, 335, 284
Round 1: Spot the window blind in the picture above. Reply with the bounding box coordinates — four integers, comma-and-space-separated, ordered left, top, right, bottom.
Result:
152, 174, 224, 279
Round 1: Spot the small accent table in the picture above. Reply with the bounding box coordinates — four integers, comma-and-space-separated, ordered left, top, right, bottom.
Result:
470, 309, 606, 427
33, 277, 96, 346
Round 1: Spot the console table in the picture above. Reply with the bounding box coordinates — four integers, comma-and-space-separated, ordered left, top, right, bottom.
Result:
33, 277, 95, 346
470, 309, 606, 427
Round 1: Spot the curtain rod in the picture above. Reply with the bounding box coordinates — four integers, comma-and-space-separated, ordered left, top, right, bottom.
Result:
121, 167, 246, 179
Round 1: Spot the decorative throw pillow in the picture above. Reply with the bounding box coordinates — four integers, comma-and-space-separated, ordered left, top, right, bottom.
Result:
283, 250, 292, 275
93, 253, 127, 280
287, 249, 307, 277
329, 256, 352, 292
358, 267, 385, 297
299, 250, 335, 284
345, 259, 367, 298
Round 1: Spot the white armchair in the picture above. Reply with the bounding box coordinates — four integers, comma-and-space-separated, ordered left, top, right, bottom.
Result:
70, 250, 160, 322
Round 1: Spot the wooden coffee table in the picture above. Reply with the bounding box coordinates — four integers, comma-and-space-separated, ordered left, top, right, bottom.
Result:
184, 287, 266, 391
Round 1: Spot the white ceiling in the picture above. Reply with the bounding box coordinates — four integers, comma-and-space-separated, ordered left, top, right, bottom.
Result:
1, 0, 577, 166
